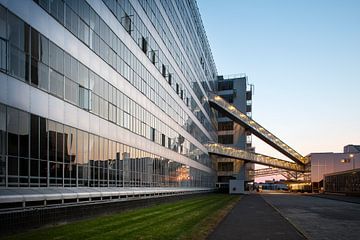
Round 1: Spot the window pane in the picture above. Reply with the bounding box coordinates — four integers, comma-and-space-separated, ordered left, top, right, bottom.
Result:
30, 114, 39, 159
218, 121, 234, 131
31, 28, 39, 59
38, 61, 49, 91
19, 157, 29, 181
64, 52, 78, 81
39, 35, 49, 64
78, 18, 89, 46
77, 130, 84, 165
50, 68, 64, 98
50, 0, 64, 24
39, 117, 47, 160
7, 107, 19, 156
64, 52, 71, 78
78, 0, 90, 25
63, 126, 70, 162
56, 123, 63, 163
89, 8, 97, 30
0, 5, 6, 39
48, 120, 56, 162
99, 97, 108, 119
89, 70, 95, 91
31, 58, 39, 86
9, 45, 27, 81
65, 0, 78, 12
65, 78, 79, 104
64, 126, 76, 164
30, 159, 39, 177
18, 111, 29, 158
0, 38, 6, 72
39, 0, 49, 11
49, 42, 63, 73
91, 93, 99, 115
7, 12, 24, 51
218, 135, 233, 144
70, 55, 78, 81
65, 6, 78, 35
78, 62, 88, 88
0, 105, 6, 186
150, 127, 155, 142
40, 160, 47, 178
79, 86, 89, 110
8, 156, 18, 176
91, 30, 100, 55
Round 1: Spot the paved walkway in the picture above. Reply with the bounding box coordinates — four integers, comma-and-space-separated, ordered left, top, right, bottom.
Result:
208, 194, 304, 240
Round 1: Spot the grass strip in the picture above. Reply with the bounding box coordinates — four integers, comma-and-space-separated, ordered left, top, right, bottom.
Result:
4, 193, 240, 240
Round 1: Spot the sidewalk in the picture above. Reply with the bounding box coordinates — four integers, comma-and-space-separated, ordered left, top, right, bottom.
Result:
207, 194, 304, 240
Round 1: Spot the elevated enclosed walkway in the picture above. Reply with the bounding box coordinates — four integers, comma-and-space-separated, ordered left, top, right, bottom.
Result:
251, 167, 306, 180
206, 143, 305, 172
208, 93, 308, 165
207, 93, 308, 172
252, 167, 287, 177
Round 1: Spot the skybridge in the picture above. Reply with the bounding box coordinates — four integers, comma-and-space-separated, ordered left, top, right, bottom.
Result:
207, 93, 309, 172
205, 143, 305, 172
251, 167, 307, 180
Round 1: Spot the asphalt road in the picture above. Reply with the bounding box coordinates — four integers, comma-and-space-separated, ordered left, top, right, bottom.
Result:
261, 193, 360, 240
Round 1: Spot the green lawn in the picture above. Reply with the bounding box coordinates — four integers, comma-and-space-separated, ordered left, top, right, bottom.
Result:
5, 194, 240, 240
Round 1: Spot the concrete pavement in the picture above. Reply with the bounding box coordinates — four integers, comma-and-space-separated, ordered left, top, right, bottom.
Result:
262, 193, 360, 240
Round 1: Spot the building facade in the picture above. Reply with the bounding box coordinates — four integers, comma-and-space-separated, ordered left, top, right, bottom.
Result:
215, 74, 254, 189
310, 144, 360, 192
0, 0, 219, 190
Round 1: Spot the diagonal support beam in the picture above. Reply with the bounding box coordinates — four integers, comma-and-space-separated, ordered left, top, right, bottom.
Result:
206, 143, 305, 172
208, 93, 308, 165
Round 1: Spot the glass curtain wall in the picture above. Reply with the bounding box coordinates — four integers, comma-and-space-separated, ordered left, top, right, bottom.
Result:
0, 103, 214, 188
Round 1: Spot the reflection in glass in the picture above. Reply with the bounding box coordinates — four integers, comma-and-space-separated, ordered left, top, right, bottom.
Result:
49, 68, 64, 98
0, 105, 6, 186
7, 107, 19, 156
18, 111, 29, 158
0, 104, 213, 188
38, 62, 49, 91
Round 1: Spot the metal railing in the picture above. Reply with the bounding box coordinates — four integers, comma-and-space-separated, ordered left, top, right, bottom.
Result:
0, 187, 212, 212
205, 143, 305, 172
208, 93, 308, 165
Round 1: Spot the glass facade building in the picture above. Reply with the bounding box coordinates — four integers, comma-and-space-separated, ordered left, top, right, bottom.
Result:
0, 0, 218, 190
215, 75, 255, 188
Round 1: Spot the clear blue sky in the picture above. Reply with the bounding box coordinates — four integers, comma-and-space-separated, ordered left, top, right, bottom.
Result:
198, 0, 360, 160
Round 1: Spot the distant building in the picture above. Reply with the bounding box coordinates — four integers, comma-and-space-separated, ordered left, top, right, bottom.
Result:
215, 74, 254, 190
309, 145, 360, 193
257, 180, 288, 191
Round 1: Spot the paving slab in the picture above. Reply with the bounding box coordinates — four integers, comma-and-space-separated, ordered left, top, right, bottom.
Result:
208, 194, 304, 240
